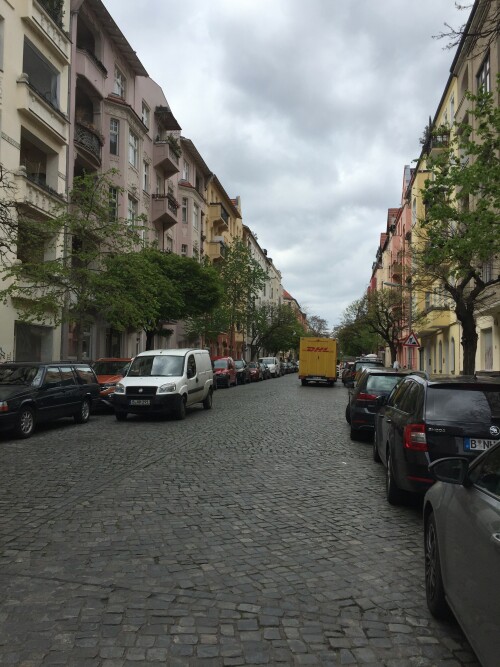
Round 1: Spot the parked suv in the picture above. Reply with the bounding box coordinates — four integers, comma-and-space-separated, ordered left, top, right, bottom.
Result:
92, 357, 131, 408
374, 374, 500, 504
0, 362, 99, 439
346, 368, 418, 440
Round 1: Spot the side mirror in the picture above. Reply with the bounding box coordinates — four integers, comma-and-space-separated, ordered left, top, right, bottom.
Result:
429, 457, 470, 485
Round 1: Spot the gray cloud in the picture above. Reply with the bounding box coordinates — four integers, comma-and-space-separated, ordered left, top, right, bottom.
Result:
104, 0, 464, 327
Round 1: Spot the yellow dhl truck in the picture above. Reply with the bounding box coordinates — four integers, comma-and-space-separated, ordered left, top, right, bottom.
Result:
299, 337, 337, 386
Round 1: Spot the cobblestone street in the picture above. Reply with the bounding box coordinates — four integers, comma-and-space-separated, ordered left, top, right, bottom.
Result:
0, 375, 478, 666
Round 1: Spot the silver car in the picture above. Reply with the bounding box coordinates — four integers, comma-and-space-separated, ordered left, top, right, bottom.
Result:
423, 441, 500, 667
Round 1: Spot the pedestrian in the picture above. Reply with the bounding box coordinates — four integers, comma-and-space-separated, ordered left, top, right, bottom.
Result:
393, 359, 401, 370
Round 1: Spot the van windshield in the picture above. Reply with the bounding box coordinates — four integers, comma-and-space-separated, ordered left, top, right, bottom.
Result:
128, 355, 184, 377
261, 358, 275, 365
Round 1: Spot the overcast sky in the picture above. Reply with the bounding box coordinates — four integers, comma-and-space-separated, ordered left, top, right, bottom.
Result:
103, 0, 466, 329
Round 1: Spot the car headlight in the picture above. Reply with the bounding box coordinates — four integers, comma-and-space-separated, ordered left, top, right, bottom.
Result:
158, 383, 176, 394
114, 383, 125, 394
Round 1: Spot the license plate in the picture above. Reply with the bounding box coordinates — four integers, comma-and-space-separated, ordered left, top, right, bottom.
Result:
464, 437, 499, 452
130, 399, 150, 406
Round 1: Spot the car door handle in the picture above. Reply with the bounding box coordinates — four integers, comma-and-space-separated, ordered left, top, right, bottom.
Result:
491, 533, 500, 547
385, 418, 392, 423
377, 414, 384, 419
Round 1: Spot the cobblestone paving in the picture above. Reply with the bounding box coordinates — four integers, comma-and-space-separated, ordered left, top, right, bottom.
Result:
0, 376, 479, 666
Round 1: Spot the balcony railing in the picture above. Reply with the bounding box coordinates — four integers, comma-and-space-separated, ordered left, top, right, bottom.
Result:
38, 0, 64, 29
74, 122, 102, 164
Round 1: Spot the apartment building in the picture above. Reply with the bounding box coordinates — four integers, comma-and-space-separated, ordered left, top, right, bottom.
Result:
0, 0, 71, 361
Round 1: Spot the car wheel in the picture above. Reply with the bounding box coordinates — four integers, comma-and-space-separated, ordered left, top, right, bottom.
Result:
386, 448, 404, 505
175, 397, 186, 420
345, 405, 351, 424
425, 512, 450, 619
74, 398, 91, 424
15, 405, 36, 439
203, 388, 213, 410
115, 411, 127, 421
373, 429, 381, 462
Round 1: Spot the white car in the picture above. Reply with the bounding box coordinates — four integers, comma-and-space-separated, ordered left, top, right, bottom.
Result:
258, 356, 281, 377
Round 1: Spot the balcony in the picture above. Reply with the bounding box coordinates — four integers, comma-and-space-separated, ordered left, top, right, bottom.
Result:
14, 167, 65, 218
17, 76, 68, 145
151, 194, 178, 230
206, 237, 227, 263
208, 202, 229, 232
391, 262, 403, 280
419, 306, 454, 334
75, 49, 107, 97
428, 132, 450, 159
153, 141, 180, 177
19, 0, 70, 65
74, 122, 102, 169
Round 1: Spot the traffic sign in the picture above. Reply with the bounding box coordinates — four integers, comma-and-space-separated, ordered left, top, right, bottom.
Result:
403, 331, 420, 347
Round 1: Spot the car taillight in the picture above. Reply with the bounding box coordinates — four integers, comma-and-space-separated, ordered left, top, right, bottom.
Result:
357, 393, 377, 401
404, 423, 428, 451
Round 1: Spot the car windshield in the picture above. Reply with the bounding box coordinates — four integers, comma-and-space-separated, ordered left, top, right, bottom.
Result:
0, 365, 40, 385
426, 386, 500, 423
93, 361, 129, 375
235, 361, 245, 369
248, 363, 258, 368
365, 374, 402, 393
261, 358, 274, 365
128, 355, 184, 377
213, 359, 228, 369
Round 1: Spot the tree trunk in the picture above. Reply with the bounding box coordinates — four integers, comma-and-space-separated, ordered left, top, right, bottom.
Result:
145, 330, 155, 351
389, 343, 397, 365
460, 315, 478, 375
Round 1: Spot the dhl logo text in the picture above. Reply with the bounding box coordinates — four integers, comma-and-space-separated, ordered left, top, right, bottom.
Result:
305, 347, 331, 352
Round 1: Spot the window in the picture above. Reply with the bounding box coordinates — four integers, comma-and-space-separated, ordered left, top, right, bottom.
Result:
110, 119, 119, 155
141, 102, 150, 129
477, 53, 491, 93
469, 446, 500, 498
181, 244, 188, 256
156, 174, 162, 196
182, 197, 188, 223
23, 39, 59, 108
109, 187, 118, 221
182, 160, 190, 181
450, 94, 455, 120
450, 338, 456, 373
113, 66, 126, 98
192, 202, 199, 230
128, 131, 138, 168
127, 195, 137, 226
143, 161, 149, 192
165, 235, 173, 252
187, 354, 196, 378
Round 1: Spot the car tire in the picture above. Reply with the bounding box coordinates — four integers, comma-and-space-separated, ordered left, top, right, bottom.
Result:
15, 405, 36, 439
345, 405, 351, 424
175, 397, 186, 420
115, 411, 127, 421
425, 512, 451, 619
373, 429, 381, 462
74, 398, 91, 424
386, 448, 404, 505
203, 388, 213, 410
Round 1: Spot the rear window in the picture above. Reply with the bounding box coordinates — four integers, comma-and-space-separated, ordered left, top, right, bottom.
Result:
365, 374, 402, 393
74, 366, 97, 385
426, 386, 500, 423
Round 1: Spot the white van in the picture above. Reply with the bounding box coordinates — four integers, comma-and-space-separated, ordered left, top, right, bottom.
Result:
112, 348, 213, 420
258, 356, 281, 378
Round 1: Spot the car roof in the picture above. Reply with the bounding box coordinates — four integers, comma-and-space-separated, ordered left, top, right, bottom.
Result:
404, 373, 500, 387
137, 349, 205, 357
0, 361, 92, 366
95, 357, 131, 362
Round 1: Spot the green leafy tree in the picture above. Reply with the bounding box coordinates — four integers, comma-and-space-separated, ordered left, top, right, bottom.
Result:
307, 314, 329, 337
246, 303, 306, 359
333, 298, 378, 359
0, 170, 144, 357
413, 81, 500, 374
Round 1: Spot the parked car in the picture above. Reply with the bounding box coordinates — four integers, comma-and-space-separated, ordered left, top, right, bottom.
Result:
341, 362, 355, 385
289, 361, 298, 373
343, 358, 384, 387
113, 348, 214, 420
92, 357, 131, 408
258, 356, 281, 378
346, 368, 417, 440
212, 356, 237, 388
374, 374, 500, 504
260, 362, 271, 380
0, 362, 99, 439
234, 359, 251, 385
423, 443, 500, 667
247, 361, 263, 382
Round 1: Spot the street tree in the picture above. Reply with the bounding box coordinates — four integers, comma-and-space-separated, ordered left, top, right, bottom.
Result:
0, 170, 145, 356
413, 81, 500, 374
246, 303, 306, 359
333, 298, 379, 358
433, 0, 500, 50
307, 314, 329, 337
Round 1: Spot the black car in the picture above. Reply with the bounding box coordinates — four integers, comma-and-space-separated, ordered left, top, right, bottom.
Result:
374, 374, 500, 505
234, 359, 251, 385
342, 358, 384, 387
346, 368, 418, 440
0, 362, 99, 439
